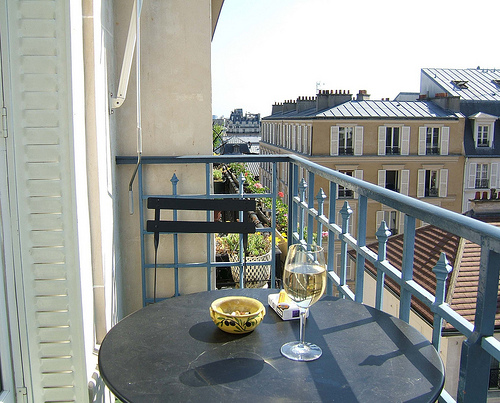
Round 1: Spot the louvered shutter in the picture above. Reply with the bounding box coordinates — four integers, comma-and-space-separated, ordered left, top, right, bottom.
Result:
440, 127, 449, 155
6, 2, 90, 402
418, 127, 427, 155
378, 170, 386, 188
376, 211, 385, 232
491, 163, 498, 189
400, 170, 410, 196
354, 126, 363, 156
439, 169, 448, 198
417, 169, 426, 197
468, 163, 477, 188
401, 126, 410, 155
378, 126, 386, 155
353, 170, 363, 198
399, 212, 405, 234
330, 126, 339, 156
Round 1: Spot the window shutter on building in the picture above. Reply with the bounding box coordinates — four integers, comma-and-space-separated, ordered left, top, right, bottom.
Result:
468, 163, 477, 188
399, 212, 405, 234
330, 126, 339, 156
401, 126, 410, 155
353, 170, 363, 198
440, 127, 449, 155
491, 163, 498, 188
400, 169, 410, 196
376, 211, 385, 231
378, 170, 386, 188
354, 126, 363, 155
418, 127, 426, 155
378, 126, 386, 155
417, 169, 426, 197
439, 169, 448, 198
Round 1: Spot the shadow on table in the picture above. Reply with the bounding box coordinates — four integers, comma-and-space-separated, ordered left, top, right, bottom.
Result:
189, 321, 252, 343
179, 357, 264, 387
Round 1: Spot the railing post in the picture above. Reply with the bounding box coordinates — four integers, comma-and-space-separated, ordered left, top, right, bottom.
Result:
171, 174, 180, 296
355, 195, 367, 303
316, 189, 327, 247
431, 253, 452, 352
327, 181, 337, 296
339, 201, 352, 298
298, 178, 307, 241
399, 215, 416, 323
238, 173, 246, 288
375, 221, 391, 311
458, 249, 500, 402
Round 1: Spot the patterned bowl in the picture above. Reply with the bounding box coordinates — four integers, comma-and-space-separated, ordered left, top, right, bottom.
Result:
209, 296, 266, 334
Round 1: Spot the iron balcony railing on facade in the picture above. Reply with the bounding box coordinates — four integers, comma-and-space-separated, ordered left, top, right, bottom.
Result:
117, 153, 500, 403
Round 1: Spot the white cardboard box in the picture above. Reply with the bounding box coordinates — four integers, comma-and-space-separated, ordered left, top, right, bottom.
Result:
268, 293, 307, 320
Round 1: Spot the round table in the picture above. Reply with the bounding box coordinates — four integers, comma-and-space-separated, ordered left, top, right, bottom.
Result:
98, 289, 445, 402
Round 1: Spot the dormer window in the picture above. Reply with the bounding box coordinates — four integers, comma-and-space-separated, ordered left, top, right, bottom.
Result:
452, 80, 468, 89
470, 112, 497, 148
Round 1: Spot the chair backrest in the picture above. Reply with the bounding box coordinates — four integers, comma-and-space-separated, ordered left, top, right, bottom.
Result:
146, 197, 257, 301
146, 197, 256, 235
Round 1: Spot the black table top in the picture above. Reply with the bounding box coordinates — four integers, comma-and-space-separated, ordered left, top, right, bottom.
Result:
98, 289, 445, 402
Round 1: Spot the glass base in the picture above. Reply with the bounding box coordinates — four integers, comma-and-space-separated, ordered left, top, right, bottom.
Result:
281, 341, 322, 361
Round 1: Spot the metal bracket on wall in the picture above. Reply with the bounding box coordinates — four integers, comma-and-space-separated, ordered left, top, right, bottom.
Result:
110, 0, 142, 110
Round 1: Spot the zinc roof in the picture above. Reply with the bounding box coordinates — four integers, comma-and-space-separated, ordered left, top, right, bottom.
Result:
422, 68, 500, 102
316, 100, 461, 119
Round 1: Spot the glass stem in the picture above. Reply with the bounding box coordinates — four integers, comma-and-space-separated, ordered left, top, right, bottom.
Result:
299, 308, 308, 347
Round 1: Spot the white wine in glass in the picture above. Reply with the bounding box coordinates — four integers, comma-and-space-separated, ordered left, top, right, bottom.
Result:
281, 243, 326, 361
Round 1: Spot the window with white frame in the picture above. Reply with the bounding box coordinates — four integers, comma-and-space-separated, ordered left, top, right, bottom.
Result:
475, 164, 489, 189
417, 168, 448, 198
385, 127, 400, 154
330, 126, 363, 156
338, 171, 353, 198
477, 125, 489, 147
378, 169, 409, 195
468, 162, 498, 190
339, 127, 354, 155
471, 113, 496, 148
376, 210, 399, 235
418, 126, 449, 156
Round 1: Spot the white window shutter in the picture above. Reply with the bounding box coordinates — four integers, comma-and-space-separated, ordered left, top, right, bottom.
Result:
399, 212, 405, 234
439, 169, 448, 198
330, 126, 339, 156
400, 169, 410, 196
490, 163, 498, 188
353, 170, 363, 198
441, 127, 449, 155
378, 170, 386, 188
376, 211, 385, 231
401, 126, 410, 155
468, 163, 477, 188
417, 169, 425, 197
418, 127, 427, 155
354, 126, 363, 156
378, 126, 386, 155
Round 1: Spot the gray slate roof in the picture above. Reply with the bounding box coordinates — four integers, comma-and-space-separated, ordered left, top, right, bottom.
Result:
316, 100, 461, 119
422, 68, 500, 102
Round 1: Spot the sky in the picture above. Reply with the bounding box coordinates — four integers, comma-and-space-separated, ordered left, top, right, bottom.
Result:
211, 0, 499, 118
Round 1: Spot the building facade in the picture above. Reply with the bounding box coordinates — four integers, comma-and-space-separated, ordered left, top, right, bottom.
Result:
420, 68, 500, 213
260, 90, 465, 280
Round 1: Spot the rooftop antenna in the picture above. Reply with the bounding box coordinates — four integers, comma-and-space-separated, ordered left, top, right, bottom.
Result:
316, 81, 325, 93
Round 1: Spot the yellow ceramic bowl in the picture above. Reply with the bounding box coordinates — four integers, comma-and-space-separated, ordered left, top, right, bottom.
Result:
209, 296, 266, 334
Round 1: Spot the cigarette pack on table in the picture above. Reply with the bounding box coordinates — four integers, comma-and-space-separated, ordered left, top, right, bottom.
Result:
268, 292, 307, 321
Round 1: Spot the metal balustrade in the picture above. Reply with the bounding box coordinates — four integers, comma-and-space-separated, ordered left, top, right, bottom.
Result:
117, 153, 500, 403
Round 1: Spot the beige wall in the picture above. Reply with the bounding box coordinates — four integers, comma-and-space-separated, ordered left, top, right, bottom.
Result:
112, 0, 214, 315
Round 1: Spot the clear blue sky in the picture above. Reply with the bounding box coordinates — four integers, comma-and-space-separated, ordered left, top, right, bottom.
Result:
211, 0, 499, 118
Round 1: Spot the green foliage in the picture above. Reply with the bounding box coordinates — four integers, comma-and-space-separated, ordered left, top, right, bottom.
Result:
219, 232, 271, 257
213, 168, 223, 181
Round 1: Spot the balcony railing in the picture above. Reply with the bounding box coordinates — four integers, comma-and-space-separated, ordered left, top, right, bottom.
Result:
117, 153, 500, 403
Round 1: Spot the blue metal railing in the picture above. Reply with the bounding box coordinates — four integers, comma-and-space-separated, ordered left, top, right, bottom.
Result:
117, 153, 500, 402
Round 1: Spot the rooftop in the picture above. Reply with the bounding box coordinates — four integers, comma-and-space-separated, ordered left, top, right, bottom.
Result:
422, 68, 500, 102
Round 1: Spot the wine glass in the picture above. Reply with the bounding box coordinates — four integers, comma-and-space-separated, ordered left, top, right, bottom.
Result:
281, 243, 327, 361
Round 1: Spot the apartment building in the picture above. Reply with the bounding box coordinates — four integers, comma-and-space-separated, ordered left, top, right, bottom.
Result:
420, 68, 500, 212
260, 90, 465, 277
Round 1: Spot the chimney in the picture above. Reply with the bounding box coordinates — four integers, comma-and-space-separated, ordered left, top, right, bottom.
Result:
428, 94, 461, 113
282, 100, 296, 113
271, 102, 283, 115
356, 90, 370, 101
296, 96, 316, 112
316, 90, 352, 111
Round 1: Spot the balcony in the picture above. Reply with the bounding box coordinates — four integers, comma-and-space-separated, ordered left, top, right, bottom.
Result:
117, 153, 500, 402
